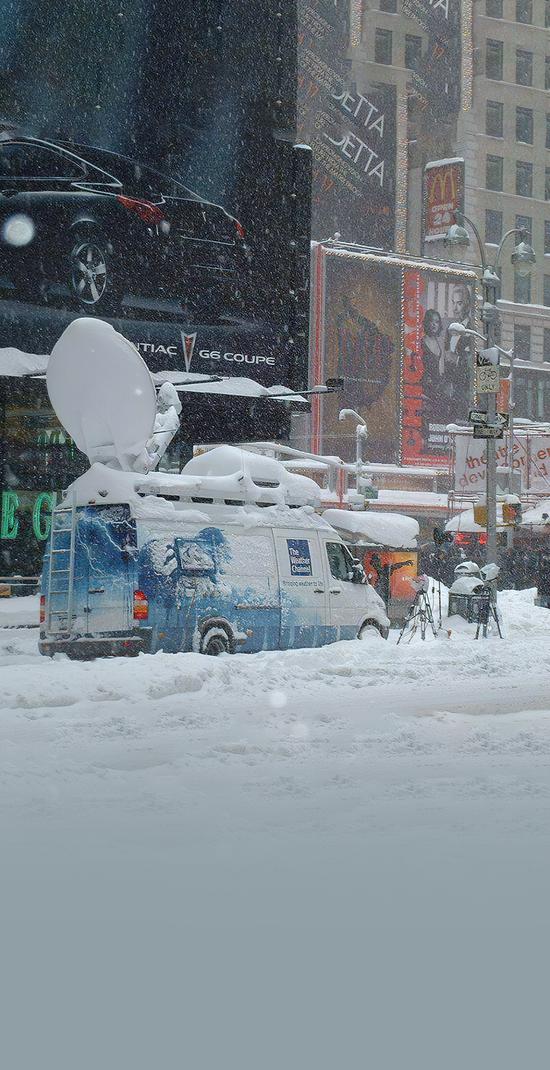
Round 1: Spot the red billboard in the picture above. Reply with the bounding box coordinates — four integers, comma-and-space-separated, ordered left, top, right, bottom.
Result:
423, 159, 465, 243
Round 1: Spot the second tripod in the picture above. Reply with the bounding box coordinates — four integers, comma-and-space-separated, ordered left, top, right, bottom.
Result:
397, 582, 438, 644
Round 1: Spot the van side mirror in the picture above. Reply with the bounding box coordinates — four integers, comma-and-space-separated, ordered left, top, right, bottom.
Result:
351, 563, 365, 583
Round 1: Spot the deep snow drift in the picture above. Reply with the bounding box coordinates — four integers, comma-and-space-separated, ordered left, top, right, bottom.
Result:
2, 588, 550, 1068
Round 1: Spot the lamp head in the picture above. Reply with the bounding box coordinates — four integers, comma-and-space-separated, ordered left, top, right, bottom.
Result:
448, 321, 486, 344
444, 222, 470, 249
448, 321, 468, 336
511, 240, 536, 278
339, 408, 366, 426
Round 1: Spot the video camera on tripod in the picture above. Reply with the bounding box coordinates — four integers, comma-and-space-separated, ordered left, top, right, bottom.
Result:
449, 561, 502, 638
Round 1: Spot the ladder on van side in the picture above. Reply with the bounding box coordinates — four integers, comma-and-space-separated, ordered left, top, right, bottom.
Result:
46, 492, 78, 636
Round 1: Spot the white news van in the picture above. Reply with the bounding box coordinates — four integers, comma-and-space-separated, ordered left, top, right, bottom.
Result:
39, 448, 389, 658
38, 319, 389, 659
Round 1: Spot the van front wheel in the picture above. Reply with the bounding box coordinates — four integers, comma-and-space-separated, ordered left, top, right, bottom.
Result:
200, 623, 235, 656
359, 620, 389, 640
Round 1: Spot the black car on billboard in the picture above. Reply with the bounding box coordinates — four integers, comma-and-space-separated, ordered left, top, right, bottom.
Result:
0, 133, 251, 316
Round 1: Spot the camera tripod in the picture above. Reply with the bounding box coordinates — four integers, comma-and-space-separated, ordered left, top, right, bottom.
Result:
474, 589, 503, 640
397, 587, 438, 644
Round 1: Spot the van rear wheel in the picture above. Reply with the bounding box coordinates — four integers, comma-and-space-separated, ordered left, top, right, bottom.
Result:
200, 623, 235, 656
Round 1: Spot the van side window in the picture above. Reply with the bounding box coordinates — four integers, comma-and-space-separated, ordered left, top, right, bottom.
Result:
326, 542, 352, 582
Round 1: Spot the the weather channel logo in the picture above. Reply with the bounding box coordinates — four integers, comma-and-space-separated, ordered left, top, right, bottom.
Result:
287, 539, 312, 577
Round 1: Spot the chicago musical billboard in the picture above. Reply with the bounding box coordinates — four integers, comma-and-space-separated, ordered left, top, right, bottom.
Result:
310, 246, 477, 468
402, 266, 476, 466
0, 1, 309, 391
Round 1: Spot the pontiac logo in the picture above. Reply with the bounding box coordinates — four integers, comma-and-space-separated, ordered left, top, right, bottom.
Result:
181, 331, 198, 373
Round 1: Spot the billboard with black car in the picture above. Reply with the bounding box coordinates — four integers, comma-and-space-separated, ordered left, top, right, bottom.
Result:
0, 1, 310, 391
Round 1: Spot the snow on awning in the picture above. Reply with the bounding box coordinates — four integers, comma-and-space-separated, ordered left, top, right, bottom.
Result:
153, 370, 308, 403
0, 347, 307, 404
0, 346, 48, 376
445, 508, 510, 533
520, 499, 550, 530
323, 508, 420, 549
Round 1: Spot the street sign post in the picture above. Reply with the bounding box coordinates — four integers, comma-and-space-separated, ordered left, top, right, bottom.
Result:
475, 363, 500, 394
473, 424, 504, 439
469, 410, 509, 430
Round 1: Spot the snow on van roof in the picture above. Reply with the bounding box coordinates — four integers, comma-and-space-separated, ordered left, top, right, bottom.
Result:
62, 461, 332, 531
322, 509, 419, 549
63, 446, 322, 511
183, 445, 322, 504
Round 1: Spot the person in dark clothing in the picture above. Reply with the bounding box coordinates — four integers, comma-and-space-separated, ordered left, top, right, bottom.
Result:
369, 554, 414, 609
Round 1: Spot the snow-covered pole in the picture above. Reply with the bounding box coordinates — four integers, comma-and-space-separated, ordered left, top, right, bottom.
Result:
445, 213, 536, 568
339, 409, 367, 494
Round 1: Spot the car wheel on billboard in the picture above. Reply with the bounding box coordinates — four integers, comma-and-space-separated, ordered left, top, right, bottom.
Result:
69, 232, 122, 313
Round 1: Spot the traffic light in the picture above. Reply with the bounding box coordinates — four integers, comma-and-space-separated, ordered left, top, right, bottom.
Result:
502, 501, 522, 526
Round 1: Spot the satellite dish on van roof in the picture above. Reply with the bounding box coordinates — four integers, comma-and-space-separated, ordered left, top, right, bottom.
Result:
47, 318, 157, 470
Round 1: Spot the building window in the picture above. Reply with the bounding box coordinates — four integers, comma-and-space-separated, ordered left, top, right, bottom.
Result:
546, 57, 550, 91
546, 168, 550, 200
544, 329, 550, 361
374, 28, 392, 64
514, 324, 531, 357
545, 221, 550, 254
546, 1, 550, 27
516, 0, 532, 22
486, 154, 504, 190
544, 276, 550, 305
405, 34, 422, 70
516, 49, 533, 86
516, 106, 533, 144
486, 209, 503, 244
516, 160, 533, 197
379, 0, 398, 10
486, 40, 504, 80
486, 0, 503, 13
516, 214, 532, 241
486, 100, 503, 137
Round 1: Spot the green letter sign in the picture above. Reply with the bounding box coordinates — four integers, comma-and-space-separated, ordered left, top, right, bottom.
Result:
1, 490, 20, 540
32, 492, 56, 541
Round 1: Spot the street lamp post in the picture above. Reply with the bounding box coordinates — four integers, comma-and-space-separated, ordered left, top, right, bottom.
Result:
339, 408, 368, 495
444, 212, 536, 566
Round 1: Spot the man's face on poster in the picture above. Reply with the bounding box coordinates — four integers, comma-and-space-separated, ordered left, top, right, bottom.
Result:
451, 284, 470, 322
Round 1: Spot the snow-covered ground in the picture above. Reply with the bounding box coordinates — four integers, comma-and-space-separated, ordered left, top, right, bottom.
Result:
2, 589, 550, 1068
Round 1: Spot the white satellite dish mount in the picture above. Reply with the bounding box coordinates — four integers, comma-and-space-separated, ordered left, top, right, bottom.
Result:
46, 318, 158, 472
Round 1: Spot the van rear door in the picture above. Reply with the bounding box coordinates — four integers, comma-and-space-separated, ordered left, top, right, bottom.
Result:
274, 531, 327, 648
74, 505, 137, 637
